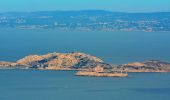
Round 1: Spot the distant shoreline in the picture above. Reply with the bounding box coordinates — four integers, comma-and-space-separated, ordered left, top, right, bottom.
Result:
0, 28, 170, 33
0, 10, 169, 32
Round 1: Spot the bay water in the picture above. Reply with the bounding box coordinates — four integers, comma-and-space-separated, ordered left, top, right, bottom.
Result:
0, 29, 170, 64
0, 29, 170, 100
0, 70, 170, 100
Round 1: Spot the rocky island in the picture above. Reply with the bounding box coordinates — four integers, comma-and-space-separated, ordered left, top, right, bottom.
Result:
0, 52, 170, 77
76, 65, 128, 77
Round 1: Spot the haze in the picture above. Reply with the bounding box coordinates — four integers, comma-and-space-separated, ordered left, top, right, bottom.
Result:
0, 0, 170, 12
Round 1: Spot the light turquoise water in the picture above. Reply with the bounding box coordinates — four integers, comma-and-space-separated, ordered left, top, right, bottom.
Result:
0, 29, 170, 64
0, 70, 170, 100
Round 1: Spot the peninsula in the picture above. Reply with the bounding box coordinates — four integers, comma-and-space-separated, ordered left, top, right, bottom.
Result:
0, 52, 170, 77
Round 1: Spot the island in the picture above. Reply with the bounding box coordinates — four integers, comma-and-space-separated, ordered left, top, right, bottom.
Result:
76, 65, 128, 77
0, 52, 170, 77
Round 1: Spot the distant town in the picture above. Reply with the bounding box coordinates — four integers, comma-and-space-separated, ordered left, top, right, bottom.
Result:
0, 10, 170, 32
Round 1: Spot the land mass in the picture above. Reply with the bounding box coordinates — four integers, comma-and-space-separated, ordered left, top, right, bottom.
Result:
0, 10, 170, 32
0, 52, 170, 77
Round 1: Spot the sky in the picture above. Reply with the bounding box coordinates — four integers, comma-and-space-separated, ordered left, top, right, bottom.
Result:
0, 0, 170, 12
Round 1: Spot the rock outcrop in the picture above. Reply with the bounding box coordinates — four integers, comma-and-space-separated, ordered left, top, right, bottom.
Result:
0, 61, 17, 69
15, 52, 105, 70
122, 60, 170, 72
0, 61, 14, 66
76, 71, 128, 77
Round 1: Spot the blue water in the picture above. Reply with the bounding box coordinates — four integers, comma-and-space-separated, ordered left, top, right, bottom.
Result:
0, 29, 170, 100
0, 29, 170, 64
0, 70, 170, 100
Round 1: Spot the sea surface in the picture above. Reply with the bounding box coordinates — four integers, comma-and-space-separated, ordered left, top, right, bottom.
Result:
0, 29, 170, 64
0, 70, 170, 100
0, 29, 170, 100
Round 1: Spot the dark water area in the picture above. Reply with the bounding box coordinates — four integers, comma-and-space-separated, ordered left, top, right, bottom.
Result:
0, 29, 170, 64
0, 70, 170, 100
